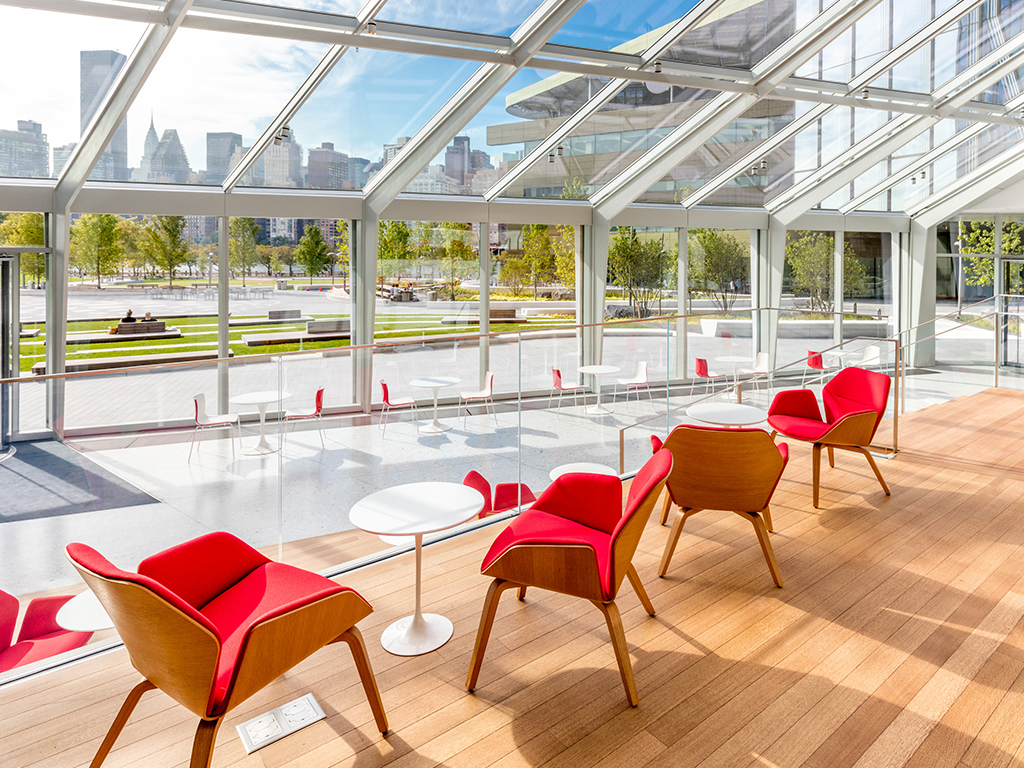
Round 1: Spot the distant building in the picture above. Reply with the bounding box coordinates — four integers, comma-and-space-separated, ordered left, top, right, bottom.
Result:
81, 50, 129, 181
185, 216, 217, 245
206, 132, 243, 185
148, 127, 191, 184
382, 136, 411, 166
444, 135, 471, 185
347, 156, 370, 188
469, 168, 501, 195
269, 218, 298, 242
229, 145, 263, 186
264, 134, 303, 188
406, 164, 461, 195
0, 120, 49, 178
52, 142, 76, 178
307, 142, 348, 189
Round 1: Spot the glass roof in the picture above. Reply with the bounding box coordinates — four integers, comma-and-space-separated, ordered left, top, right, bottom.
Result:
548, 0, 703, 52
378, 0, 549, 36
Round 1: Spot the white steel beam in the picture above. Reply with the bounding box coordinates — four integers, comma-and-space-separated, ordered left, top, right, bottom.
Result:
1, 0, 167, 23
222, 0, 388, 192
592, 0, 885, 220
483, 0, 728, 202
362, 0, 587, 214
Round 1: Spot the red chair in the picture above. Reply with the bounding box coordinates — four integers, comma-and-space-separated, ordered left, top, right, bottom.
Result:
550, 368, 586, 412
802, 350, 838, 386
0, 590, 93, 673
284, 387, 326, 448
654, 425, 789, 587
466, 450, 673, 706
66, 532, 388, 768
691, 358, 725, 397
768, 366, 891, 508
189, 393, 240, 462
463, 470, 537, 518
379, 379, 418, 437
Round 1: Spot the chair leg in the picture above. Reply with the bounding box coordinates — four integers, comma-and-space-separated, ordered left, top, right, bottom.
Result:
467, 579, 519, 692
854, 447, 891, 495
489, 397, 498, 427
658, 509, 695, 577
188, 427, 199, 462
379, 404, 388, 434
317, 415, 326, 449
626, 563, 655, 616
812, 443, 822, 508
762, 504, 774, 532
739, 510, 783, 587
189, 718, 222, 768
658, 491, 672, 526
89, 680, 157, 768
593, 600, 639, 706
517, 586, 527, 600
827, 445, 835, 468
337, 626, 389, 735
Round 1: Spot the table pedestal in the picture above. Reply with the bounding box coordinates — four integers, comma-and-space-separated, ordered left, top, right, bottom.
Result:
585, 374, 613, 415
244, 404, 276, 455
381, 534, 453, 655
419, 388, 451, 434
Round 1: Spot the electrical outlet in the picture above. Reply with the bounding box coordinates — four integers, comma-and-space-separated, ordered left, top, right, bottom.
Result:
236, 694, 326, 753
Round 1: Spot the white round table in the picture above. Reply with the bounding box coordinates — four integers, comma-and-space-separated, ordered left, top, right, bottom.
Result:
349, 482, 485, 655
577, 364, 620, 415
686, 402, 769, 427
229, 390, 293, 454
55, 590, 114, 632
549, 462, 619, 481
409, 377, 460, 433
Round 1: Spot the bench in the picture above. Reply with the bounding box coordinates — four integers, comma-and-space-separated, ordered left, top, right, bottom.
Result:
440, 311, 528, 325
32, 349, 232, 375
268, 309, 302, 320
117, 321, 165, 334
307, 319, 350, 334
241, 318, 352, 347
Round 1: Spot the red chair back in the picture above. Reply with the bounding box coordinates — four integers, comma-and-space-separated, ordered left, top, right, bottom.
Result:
695, 358, 710, 378
609, 450, 673, 595
661, 425, 788, 513
463, 471, 493, 517
807, 351, 825, 371
380, 380, 393, 406
552, 368, 563, 389
0, 590, 18, 653
822, 367, 891, 441
314, 388, 325, 415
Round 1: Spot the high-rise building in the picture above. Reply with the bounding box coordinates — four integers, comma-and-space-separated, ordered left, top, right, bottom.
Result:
444, 135, 471, 186
139, 117, 159, 182
264, 134, 303, 188
80, 50, 129, 181
52, 142, 76, 178
149, 128, 191, 183
206, 132, 243, 185
347, 157, 370, 189
406, 164, 462, 195
382, 136, 411, 165
308, 142, 348, 189
0, 120, 49, 178
229, 145, 263, 186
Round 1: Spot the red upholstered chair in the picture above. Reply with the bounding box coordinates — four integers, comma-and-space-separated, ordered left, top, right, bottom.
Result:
66, 532, 387, 768
284, 387, 326, 448
466, 450, 673, 706
653, 425, 789, 587
768, 366, 891, 508
463, 470, 536, 518
0, 590, 93, 673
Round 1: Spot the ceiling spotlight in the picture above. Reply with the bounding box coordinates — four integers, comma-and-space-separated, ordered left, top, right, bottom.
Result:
751, 165, 758, 175
280, 125, 290, 139
367, 19, 377, 35
654, 60, 662, 74
273, 136, 282, 146
861, 87, 870, 99
760, 158, 768, 169
548, 152, 555, 164
911, 175, 917, 185
557, 145, 564, 156
920, 170, 926, 180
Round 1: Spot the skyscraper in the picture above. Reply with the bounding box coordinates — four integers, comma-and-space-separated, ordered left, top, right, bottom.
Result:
444, 135, 471, 186
308, 142, 348, 189
0, 120, 49, 178
206, 132, 243, 185
264, 134, 303, 188
80, 50, 129, 181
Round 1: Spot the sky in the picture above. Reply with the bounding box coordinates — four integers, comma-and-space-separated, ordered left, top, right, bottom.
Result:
0, 0, 699, 177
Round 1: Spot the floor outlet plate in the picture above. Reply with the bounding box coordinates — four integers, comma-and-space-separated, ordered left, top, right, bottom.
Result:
236, 693, 326, 753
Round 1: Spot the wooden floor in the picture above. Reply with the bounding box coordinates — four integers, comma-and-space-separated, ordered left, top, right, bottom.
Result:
7, 388, 1024, 768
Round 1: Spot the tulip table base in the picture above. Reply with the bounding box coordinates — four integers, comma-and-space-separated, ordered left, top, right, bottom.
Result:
380, 612, 454, 656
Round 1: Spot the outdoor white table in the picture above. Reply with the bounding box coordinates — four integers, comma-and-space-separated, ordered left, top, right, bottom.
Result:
349, 482, 485, 655
229, 390, 293, 454
409, 376, 460, 433
549, 462, 618, 481
687, 402, 769, 428
577, 364, 620, 415
56, 590, 114, 633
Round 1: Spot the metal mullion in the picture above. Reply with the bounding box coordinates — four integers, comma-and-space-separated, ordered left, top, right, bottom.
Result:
909, 145, 1024, 225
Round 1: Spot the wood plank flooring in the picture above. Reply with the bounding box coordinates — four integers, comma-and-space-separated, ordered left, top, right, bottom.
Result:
6, 387, 1024, 768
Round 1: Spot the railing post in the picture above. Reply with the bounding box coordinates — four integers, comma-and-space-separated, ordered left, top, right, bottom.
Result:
995, 305, 1001, 389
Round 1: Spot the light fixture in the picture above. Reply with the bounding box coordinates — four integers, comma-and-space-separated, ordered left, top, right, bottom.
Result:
273, 135, 282, 146
557, 145, 564, 156
911, 175, 917, 185
920, 170, 926, 180
367, 19, 377, 35
654, 60, 662, 74
280, 125, 290, 139
760, 158, 768, 170
861, 87, 870, 99
751, 165, 758, 175
548, 151, 555, 164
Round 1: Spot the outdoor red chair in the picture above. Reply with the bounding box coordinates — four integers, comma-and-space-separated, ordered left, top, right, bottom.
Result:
802, 350, 838, 386
463, 470, 536, 518
0, 590, 93, 673
284, 387, 326, 448
549, 368, 586, 412
66, 532, 387, 768
653, 425, 789, 587
379, 379, 418, 437
768, 366, 891, 508
691, 358, 725, 397
466, 450, 672, 706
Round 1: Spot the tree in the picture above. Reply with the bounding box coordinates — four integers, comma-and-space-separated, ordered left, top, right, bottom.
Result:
0, 212, 45, 285
687, 228, 749, 311
275, 244, 296, 277
145, 215, 189, 286
256, 244, 278, 276
500, 257, 530, 297
72, 214, 124, 288
295, 223, 330, 285
559, 177, 589, 200
229, 217, 260, 287
785, 230, 867, 312
957, 220, 1024, 292
607, 227, 672, 318
552, 224, 576, 290
439, 222, 475, 301
523, 224, 553, 299
117, 218, 148, 279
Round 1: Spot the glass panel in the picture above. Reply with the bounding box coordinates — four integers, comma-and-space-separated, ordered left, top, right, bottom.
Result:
0, 8, 146, 181
843, 231, 895, 339
637, 97, 802, 205
379, 0, 547, 35
778, 230, 837, 372
124, 30, 329, 186
549, 0, 705, 52
1004, 219, 1024, 256
499, 85, 717, 199
244, 50, 473, 190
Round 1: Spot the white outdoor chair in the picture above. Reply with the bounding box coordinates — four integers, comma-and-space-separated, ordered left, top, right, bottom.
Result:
615, 361, 651, 411
857, 344, 884, 372
740, 352, 773, 396
188, 393, 240, 461
460, 371, 497, 429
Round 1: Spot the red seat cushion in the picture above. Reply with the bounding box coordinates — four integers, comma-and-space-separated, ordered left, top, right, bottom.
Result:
481, 509, 614, 598
200, 562, 349, 711
767, 414, 833, 442
0, 630, 93, 672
